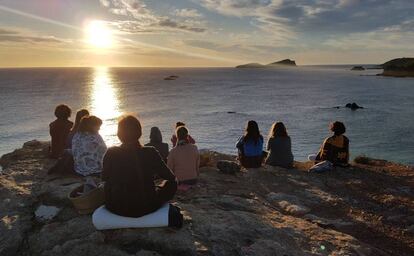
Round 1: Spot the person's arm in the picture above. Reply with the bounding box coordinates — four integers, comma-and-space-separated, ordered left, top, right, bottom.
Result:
319, 138, 333, 161
150, 148, 176, 182
236, 136, 244, 149
266, 138, 272, 151
167, 151, 174, 174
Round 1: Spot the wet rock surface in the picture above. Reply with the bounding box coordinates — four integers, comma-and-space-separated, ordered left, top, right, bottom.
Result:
1, 140, 414, 255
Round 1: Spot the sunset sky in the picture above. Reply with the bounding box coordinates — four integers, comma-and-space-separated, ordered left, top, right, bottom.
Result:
0, 0, 413, 67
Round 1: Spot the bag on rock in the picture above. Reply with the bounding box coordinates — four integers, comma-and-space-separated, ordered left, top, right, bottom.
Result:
217, 160, 241, 174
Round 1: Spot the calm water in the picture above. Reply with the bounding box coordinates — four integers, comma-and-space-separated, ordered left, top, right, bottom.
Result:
0, 66, 413, 165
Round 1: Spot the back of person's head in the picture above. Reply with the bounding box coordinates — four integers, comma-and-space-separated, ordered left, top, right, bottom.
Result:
270, 122, 288, 138
244, 120, 261, 142
54, 104, 71, 119
73, 109, 89, 131
78, 115, 102, 134
176, 126, 189, 141
149, 126, 163, 143
176, 121, 185, 128
118, 115, 142, 145
330, 121, 346, 136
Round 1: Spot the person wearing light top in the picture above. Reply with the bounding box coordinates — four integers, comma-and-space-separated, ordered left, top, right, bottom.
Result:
72, 115, 107, 176
168, 126, 200, 184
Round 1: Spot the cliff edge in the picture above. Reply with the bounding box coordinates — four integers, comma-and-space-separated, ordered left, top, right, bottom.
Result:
1, 141, 414, 256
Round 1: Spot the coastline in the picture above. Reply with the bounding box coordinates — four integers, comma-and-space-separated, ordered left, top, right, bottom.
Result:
1, 140, 413, 255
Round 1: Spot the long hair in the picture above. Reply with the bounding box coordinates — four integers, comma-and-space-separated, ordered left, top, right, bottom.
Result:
269, 122, 288, 138
149, 126, 163, 143
78, 116, 102, 133
243, 120, 261, 143
72, 109, 89, 133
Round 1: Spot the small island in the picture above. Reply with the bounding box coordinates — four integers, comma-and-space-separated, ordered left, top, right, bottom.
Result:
351, 66, 365, 71
236, 59, 297, 68
381, 57, 414, 77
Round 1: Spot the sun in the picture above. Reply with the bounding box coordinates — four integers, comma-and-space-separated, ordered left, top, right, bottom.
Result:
85, 20, 114, 49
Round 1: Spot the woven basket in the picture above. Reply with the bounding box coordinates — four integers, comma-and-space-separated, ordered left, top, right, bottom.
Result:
68, 185, 105, 215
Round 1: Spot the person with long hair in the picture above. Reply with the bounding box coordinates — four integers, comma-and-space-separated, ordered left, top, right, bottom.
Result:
71, 116, 107, 176
66, 109, 89, 149
145, 126, 169, 162
49, 104, 73, 158
265, 122, 294, 168
102, 115, 182, 227
236, 120, 264, 168
309, 121, 349, 167
167, 126, 200, 184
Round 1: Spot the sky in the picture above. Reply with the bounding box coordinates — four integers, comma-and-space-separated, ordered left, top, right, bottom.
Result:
0, 0, 413, 67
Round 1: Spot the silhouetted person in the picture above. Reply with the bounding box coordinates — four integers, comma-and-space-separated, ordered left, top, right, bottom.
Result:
171, 121, 195, 147
72, 116, 107, 176
102, 115, 181, 223
236, 120, 265, 168
145, 127, 169, 162
49, 104, 73, 158
66, 109, 89, 149
168, 126, 200, 184
266, 122, 294, 168
309, 121, 349, 167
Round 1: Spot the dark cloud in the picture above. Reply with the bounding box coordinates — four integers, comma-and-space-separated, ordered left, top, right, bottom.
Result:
158, 19, 206, 33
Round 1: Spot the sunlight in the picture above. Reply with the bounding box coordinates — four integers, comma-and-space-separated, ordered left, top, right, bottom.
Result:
90, 67, 120, 145
84, 20, 114, 49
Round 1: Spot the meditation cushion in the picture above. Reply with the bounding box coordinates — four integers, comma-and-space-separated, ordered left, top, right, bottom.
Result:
92, 204, 170, 230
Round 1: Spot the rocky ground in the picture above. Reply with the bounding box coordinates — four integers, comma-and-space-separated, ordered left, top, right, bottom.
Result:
1, 140, 413, 256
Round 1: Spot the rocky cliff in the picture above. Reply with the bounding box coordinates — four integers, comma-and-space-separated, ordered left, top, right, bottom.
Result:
1, 141, 414, 256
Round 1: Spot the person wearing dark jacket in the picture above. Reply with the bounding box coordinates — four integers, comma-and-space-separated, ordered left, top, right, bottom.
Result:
145, 126, 169, 162
49, 104, 73, 158
102, 115, 181, 227
236, 120, 265, 168
309, 121, 349, 167
265, 122, 294, 168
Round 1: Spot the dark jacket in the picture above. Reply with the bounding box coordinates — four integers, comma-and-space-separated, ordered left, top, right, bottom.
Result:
102, 145, 177, 217
265, 136, 294, 168
49, 118, 73, 158
145, 127, 169, 162
316, 135, 349, 166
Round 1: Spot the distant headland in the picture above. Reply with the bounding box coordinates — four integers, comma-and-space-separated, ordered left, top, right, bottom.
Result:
381, 57, 414, 77
236, 59, 296, 68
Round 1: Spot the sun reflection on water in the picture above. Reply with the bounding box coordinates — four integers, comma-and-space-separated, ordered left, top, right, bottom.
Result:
90, 67, 121, 146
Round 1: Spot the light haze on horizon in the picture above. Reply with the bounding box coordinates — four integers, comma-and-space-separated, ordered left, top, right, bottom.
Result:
0, 0, 413, 67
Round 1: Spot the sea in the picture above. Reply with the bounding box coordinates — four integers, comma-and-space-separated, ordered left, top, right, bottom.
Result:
0, 66, 413, 165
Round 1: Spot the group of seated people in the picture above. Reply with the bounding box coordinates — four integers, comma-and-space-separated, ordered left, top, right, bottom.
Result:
49, 104, 349, 225
236, 120, 349, 169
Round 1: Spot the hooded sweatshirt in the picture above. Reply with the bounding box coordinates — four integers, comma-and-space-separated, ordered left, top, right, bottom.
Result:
145, 127, 169, 162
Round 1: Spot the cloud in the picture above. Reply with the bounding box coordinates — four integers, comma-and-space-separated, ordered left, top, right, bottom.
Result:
174, 8, 203, 18
100, 0, 207, 33
0, 28, 65, 43
197, 0, 414, 33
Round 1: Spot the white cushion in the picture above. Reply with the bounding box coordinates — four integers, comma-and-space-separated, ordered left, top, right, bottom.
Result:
92, 204, 170, 230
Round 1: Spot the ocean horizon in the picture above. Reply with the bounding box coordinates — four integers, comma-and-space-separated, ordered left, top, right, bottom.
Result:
1, 65, 413, 165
